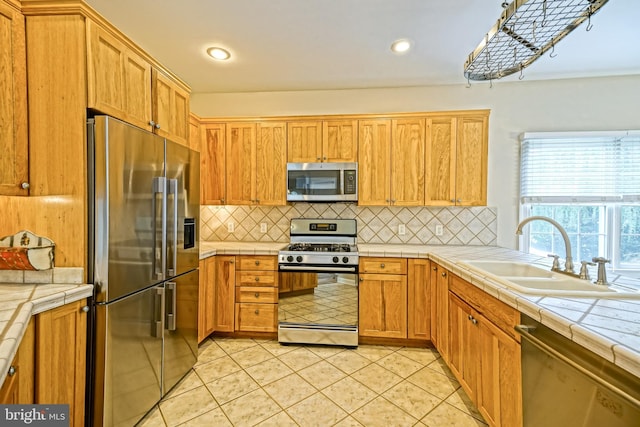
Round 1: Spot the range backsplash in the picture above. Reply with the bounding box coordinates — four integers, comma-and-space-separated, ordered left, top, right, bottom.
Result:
200, 204, 497, 246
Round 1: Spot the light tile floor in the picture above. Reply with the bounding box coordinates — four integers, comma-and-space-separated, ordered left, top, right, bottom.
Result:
138, 338, 488, 427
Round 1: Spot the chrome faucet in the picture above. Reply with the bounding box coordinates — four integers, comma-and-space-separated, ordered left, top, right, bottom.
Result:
516, 216, 575, 274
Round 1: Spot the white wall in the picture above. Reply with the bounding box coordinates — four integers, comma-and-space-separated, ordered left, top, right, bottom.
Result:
191, 74, 640, 249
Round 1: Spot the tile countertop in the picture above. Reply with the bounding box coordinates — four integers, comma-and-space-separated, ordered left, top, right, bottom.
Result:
0, 267, 93, 389
200, 241, 640, 379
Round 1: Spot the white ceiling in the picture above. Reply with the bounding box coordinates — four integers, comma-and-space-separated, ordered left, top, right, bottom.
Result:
83, 0, 640, 94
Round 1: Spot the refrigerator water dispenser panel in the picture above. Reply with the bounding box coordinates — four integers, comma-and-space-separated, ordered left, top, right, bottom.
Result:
184, 218, 195, 249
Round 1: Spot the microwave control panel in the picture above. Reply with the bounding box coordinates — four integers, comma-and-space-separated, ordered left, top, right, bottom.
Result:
344, 170, 357, 194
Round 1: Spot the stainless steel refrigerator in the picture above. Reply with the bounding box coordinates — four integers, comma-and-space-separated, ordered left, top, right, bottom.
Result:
87, 116, 200, 426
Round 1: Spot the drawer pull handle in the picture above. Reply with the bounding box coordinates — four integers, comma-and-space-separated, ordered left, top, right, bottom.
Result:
255, 292, 260, 298
254, 309, 259, 315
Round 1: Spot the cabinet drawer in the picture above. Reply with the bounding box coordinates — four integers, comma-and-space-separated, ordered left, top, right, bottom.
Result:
236, 286, 278, 303
237, 256, 277, 271
360, 257, 407, 274
235, 303, 277, 332
236, 271, 278, 287
449, 274, 519, 341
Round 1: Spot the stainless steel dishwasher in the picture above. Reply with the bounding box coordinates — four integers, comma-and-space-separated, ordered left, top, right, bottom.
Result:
517, 315, 640, 427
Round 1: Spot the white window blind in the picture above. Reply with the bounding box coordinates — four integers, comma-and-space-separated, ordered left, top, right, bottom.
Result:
520, 131, 640, 203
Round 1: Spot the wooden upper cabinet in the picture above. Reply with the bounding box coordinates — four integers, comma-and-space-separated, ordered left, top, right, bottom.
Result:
0, 1, 28, 195
152, 68, 190, 146
287, 121, 322, 162
322, 120, 358, 162
188, 113, 201, 152
391, 118, 425, 206
255, 122, 287, 205
426, 113, 488, 206
456, 115, 488, 206
86, 20, 152, 131
226, 123, 255, 205
358, 119, 392, 205
201, 123, 225, 205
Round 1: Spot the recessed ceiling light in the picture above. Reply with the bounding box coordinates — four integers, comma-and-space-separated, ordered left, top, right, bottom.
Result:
207, 47, 231, 61
391, 39, 412, 54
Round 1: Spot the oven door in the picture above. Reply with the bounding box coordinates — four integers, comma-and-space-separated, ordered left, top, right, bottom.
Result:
278, 269, 358, 347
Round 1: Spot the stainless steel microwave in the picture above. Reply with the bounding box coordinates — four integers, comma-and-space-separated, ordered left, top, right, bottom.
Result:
286, 162, 357, 202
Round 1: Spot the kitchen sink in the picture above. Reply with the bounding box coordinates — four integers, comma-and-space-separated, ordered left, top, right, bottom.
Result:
459, 260, 640, 298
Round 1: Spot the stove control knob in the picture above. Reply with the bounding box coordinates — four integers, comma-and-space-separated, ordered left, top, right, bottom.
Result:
332, 256, 339, 263
296, 256, 303, 263
287, 255, 294, 262
342, 257, 349, 264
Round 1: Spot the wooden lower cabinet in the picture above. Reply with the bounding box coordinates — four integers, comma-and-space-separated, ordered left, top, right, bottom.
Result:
214, 256, 236, 332
234, 256, 279, 333
0, 318, 34, 404
358, 263, 407, 339
407, 258, 430, 340
198, 256, 216, 342
278, 271, 317, 294
35, 299, 88, 427
448, 275, 522, 427
430, 262, 450, 362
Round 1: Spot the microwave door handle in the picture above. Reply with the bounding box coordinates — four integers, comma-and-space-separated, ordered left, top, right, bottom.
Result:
152, 177, 167, 281
167, 179, 178, 277
339, 169, 344, 195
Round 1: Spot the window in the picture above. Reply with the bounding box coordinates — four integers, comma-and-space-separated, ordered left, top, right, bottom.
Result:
519, 131, 640, 275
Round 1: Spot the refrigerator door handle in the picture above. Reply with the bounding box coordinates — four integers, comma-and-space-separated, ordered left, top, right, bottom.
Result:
166, 281, 177, 331
167, 178, 178, 277
152, 177, 167, 281
152, 286, 165, 338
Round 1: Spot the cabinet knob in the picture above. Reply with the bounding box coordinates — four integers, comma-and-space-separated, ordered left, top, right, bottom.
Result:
254, 292, 260, 298
317, 157, 321, 161
441, 272, 447, 277
471, 317, 478, 325
229, 260, 234, 264
8, 366, 16, 376
20, 182, 30, 189
457, 198, 462, 203
359, 277, 364, 282
254, 309, 260, 315
155, 123, 161, 129
380, 263, 385, 268
323, 156, 327, 161
81, 305, 90, 313
255, 260, 260, 265
255, 277, 260, 282
149, 120, 156, 127
432, 267, 437, 271
451, 199, 456, 203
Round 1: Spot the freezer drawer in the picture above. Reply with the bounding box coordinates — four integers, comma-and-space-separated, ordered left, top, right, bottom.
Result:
93, 286, 164, 427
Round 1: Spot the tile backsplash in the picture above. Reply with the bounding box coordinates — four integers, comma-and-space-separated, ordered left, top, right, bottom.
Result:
201, 204, 497, 246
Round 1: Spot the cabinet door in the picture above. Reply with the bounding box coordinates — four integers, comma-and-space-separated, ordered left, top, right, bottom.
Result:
255, 122, 286, 205
358, 119, 392, 205
434, 265, 450, 362
455, 115, 488, 206
477, 313, 522, 427
0, 317, 34, 404
425, 116, 456, 206
36, 299, 87, 427
391, 118, 426, 206
152, 69, 190, 146
323, 120, 358, 162
86, 20, 152, 130
407, 258, 430, 340
358, 273, 407, 339
214, 256, 236, 332
226, 123, 255, 205
448, 292, 479, 403
287, 121, 322, 162
198, 257, 216, 343
0, 1, 28, 195
201, 123, 226, 205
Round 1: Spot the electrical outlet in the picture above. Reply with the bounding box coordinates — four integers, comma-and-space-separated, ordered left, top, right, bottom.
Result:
435, 224, 444, 236
227, 222, 235, 233
398, 224, 406, 235
260, 223, 268, 233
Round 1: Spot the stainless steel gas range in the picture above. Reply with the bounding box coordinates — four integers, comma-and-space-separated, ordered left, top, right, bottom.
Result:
278, 218, 359, 347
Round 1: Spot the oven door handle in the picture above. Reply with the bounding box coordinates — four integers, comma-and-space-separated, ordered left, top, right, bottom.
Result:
279, 265, 358, 273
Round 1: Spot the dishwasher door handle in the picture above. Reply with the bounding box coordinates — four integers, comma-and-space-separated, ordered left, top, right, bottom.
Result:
516, 324, 640, 408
